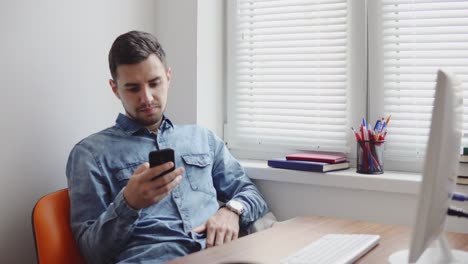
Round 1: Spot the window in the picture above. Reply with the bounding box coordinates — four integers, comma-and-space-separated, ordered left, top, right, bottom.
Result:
369, 0, 468, 167
226, 0, 363, 159
226, 0, 468, 171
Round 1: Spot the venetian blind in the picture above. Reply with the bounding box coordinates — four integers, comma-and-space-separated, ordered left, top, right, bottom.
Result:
227, 0, 350, 152
379, 0, 468, 160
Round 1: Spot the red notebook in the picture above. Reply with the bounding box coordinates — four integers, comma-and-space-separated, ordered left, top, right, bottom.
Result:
286, 153, 347, 164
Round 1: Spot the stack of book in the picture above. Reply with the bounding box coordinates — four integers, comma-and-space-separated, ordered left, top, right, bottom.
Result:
458, 147, 468, 185
268, 153, 350, 173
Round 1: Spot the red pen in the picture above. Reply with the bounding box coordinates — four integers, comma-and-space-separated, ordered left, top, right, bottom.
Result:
381, 131, 387, 140
351, 127, 362, 141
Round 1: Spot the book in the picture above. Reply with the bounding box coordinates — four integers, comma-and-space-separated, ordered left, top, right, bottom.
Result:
459, 163, 468, 177
268, 158, 350, 173
457, 176, 468, 185
460, 155, 468, 163
286, 152, 347, 164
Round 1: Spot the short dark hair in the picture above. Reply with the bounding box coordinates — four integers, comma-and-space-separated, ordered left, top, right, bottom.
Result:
108, 30, 167, 80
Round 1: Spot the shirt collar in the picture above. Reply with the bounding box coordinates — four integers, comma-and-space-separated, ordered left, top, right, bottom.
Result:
115, 113, 174, 135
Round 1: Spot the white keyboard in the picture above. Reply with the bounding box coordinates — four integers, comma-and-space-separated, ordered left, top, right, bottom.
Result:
280, 234, 380, 264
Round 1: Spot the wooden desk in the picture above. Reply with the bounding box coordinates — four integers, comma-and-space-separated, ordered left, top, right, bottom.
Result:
167, 215, 468, 264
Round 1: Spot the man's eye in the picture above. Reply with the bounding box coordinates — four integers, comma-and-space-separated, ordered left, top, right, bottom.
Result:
128, 87, 139, 92
150, 82, 159, 88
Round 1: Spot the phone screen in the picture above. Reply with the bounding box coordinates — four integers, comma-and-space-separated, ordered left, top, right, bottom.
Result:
149, 148, 175, 179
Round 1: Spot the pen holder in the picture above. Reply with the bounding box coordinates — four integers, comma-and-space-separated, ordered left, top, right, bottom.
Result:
356, 140, 384, 174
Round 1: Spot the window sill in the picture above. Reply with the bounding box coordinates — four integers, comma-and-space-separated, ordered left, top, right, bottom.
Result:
241, 159, 422, 195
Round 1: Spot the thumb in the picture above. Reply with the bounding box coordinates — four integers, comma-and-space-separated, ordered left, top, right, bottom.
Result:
134, 162, 149, 175
192, 223, 207, 233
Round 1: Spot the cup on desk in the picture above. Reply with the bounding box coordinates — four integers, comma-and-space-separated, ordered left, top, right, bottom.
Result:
356, 140, 384, 174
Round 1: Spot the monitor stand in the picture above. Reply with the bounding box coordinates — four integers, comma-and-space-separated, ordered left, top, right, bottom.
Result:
388, 235, 468, 264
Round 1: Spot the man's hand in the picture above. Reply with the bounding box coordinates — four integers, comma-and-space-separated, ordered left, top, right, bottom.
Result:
123, 162, 184, 210
192, 207, 240, 248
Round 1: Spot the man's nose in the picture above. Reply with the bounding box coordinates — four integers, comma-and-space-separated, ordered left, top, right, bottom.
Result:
140, 87, 153, 104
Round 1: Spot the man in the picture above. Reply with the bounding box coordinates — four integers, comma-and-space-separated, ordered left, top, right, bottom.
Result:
66, 31, 269, 264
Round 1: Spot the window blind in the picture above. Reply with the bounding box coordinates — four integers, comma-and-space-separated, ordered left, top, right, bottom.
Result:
379, 0, 468, 160
227, 0, 350, 152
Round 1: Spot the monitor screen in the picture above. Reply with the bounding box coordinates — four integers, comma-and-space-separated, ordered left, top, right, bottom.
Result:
389, 69, 466, 263
408, 69, 463, 262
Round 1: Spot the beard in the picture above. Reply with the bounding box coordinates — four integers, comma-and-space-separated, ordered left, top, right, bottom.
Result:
136, 114, 162, 126
126, 102, 164, 127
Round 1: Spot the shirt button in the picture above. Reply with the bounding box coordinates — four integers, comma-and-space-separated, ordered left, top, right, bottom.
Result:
193, 186, 198, 190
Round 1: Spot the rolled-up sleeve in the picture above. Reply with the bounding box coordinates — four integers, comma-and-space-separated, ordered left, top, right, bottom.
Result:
209, 132, 269, 228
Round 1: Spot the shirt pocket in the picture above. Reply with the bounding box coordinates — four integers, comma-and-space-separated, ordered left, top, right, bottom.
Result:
114, 162, 141, 189
181, 154, 216, 196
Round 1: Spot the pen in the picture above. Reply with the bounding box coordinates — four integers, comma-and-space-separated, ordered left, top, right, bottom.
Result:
351, 127, 362, 141
374, 120, 381, 132
353, 116, 388, 173
367, 124, 374, 171
380, 131, 387, 140
380, 121, 387, 134
386, 115, 392, 126
379, 116, 385, 133
362, 123, 368, 141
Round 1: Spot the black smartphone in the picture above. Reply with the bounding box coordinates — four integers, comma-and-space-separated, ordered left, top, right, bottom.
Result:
149, 148, 175, 179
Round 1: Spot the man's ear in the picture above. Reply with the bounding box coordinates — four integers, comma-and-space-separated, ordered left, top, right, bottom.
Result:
109, 79, 120, 99
166, 67, 172, 85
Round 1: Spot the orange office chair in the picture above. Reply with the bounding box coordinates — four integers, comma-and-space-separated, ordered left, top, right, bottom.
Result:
32, 188, 86, 264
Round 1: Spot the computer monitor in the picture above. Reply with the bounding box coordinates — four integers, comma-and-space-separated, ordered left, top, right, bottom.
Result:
389, 69, 468, 263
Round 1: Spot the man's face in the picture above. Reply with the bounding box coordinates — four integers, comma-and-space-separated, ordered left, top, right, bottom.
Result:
110, 54, 171, 127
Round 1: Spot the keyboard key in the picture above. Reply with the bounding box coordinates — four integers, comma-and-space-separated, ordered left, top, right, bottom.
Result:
280, 234, 380, 264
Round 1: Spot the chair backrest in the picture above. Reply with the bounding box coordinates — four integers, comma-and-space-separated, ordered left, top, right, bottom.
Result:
32, 188, 86, 264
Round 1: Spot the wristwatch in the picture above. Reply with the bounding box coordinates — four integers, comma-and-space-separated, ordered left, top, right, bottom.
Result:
225, 200, 245, 216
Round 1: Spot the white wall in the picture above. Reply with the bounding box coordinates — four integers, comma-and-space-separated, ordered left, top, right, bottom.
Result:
253, 179, 417, 226
0, 1, 223, 262
154, 0, 198, 125
155, 0, 224, 136
251, 178, 468, 234
0, 1, 156, 262
196, 0, 224, 137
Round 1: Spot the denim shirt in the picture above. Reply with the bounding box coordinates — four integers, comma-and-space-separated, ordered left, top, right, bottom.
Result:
66, 114, 269, 264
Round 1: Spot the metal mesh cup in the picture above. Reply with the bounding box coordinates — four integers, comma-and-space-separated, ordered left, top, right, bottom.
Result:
356, 140, 384, 174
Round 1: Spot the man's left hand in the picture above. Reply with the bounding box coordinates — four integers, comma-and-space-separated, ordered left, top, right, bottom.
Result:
191, 207, 240, 248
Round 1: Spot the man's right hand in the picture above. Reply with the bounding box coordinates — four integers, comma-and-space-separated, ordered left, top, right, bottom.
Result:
123, 162, 184, 210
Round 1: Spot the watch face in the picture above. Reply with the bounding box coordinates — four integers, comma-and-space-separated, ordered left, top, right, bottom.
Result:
227, 200, 244, 215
